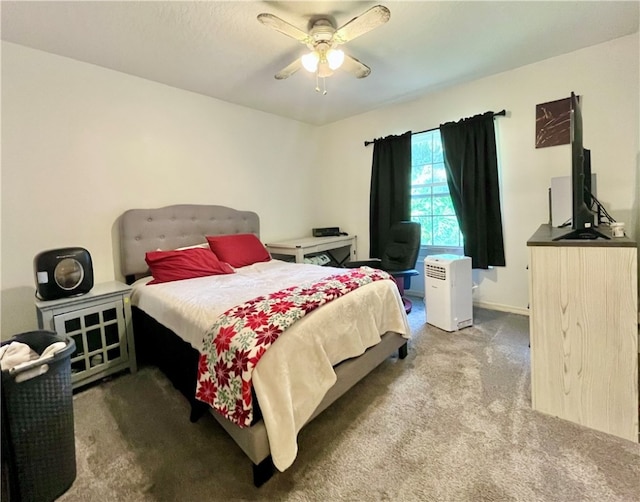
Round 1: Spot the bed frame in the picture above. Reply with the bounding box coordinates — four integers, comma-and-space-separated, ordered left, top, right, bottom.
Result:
118, 204, 408, 486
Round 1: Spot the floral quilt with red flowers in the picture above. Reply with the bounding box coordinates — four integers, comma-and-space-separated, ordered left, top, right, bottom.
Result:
194, 266, 392, 427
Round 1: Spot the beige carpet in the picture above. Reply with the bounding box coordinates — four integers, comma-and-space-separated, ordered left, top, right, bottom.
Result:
58, 301, 639, 501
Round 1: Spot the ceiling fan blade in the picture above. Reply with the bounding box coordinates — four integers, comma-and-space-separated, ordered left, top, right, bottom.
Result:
257, 13, 311, 44
275, 58, 302, 80
333, 5, 390, 44
341, 54, 371, 79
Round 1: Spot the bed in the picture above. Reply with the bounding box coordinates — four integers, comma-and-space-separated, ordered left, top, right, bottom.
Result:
118, 204, 410, 486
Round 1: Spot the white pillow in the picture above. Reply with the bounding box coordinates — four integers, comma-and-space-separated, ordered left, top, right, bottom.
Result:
156, 242, 210, 252
175, 243, 209, 251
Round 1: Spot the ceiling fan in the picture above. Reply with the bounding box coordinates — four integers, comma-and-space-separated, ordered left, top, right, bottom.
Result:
258, 5, 390, 93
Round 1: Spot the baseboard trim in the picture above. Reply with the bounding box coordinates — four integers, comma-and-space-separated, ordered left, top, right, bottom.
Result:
473, 301, 529, 317
405, 292, 530, 317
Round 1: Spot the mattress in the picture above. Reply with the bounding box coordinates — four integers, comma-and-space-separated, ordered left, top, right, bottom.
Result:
130, 259, 411, 470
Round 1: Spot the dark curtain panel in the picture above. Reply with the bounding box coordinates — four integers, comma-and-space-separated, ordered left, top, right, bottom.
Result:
369, 131, 412, 258
440, 112, 506, 269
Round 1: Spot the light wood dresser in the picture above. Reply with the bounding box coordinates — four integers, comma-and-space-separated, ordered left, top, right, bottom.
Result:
527, 224, 638, 442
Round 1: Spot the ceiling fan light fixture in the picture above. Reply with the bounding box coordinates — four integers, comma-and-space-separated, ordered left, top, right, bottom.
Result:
260, 4, 391, 90
327, 48, 345, 70
301, 51, 319, 72
317, 61, 334, 78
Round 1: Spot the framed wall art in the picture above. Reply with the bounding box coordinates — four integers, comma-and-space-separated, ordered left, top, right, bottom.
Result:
535, 96, 572, 148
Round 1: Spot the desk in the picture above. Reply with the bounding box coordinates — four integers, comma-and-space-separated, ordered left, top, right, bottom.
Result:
266, 235, 356, 265
527, 224, 638, 442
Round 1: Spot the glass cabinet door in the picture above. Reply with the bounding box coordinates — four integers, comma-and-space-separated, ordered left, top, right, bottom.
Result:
53, 299, 128, 381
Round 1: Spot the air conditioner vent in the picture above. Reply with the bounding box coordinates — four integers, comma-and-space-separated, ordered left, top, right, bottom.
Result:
425, 264, 447, 281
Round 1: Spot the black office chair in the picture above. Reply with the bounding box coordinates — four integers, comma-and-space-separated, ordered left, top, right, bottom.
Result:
345, 221, 421, 313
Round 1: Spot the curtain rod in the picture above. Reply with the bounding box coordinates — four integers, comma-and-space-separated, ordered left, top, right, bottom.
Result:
363, 109, 507, 146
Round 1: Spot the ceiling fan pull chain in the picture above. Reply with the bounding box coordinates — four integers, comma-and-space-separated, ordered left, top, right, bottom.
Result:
315, 74, 328, 95
314, 74, 328, 95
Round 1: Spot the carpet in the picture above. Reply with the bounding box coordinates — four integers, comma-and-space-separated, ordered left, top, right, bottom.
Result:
57, 300, 639, 501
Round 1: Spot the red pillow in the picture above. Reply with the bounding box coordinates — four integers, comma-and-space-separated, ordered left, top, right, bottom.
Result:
145, 247, 234, 284
206, 233, 271, 268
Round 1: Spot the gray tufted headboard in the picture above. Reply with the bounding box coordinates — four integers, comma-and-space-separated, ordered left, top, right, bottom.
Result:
119, 204, 260, 282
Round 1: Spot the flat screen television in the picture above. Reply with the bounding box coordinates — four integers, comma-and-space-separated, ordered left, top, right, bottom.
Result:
553, 92, 608, 240
583, 148, 593, 209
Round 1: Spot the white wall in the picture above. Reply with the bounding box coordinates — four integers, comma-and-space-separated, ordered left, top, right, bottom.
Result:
2, 34, 638, 335
1, 42, 319, 336
315, 33, 639, 314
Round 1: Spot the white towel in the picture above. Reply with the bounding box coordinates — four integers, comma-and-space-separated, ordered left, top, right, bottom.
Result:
0, 342, 39, 371
38, 342, 67, 361
0, 340, 67, 371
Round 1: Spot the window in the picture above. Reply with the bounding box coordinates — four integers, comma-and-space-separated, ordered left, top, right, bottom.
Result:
410, 130, 463, 247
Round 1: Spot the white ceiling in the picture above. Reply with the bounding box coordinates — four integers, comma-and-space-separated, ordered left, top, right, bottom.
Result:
2, 1, 638, 126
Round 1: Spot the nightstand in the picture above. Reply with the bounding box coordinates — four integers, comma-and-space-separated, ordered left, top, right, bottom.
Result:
35, 281, 137, 390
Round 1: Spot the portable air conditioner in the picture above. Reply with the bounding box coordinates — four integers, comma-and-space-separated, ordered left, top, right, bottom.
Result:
424, 254, 473, 331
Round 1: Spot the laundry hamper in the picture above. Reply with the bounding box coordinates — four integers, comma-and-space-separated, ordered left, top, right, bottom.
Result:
1, 330, 76, 502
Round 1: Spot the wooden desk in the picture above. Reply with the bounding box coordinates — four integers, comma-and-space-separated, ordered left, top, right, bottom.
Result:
527, 224, 638, 442
265, 235, 357, 265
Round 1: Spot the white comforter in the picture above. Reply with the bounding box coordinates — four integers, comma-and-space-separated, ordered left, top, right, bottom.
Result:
131, 259, 410, 471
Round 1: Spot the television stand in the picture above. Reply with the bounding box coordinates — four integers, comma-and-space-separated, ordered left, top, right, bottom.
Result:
552, 226, 610, 241
528, 223, 638, 442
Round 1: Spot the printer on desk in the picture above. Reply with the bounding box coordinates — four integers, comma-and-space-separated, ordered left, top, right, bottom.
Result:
313, 227, 347, 237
